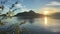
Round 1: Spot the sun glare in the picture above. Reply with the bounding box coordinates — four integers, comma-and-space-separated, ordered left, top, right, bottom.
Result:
44, 11, 48, 15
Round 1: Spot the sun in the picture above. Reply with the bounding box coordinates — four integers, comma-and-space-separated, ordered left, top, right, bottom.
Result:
44, 11, 48, 15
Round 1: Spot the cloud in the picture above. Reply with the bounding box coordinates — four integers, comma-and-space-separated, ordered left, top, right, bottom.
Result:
46, 1, 60, 6
14, 3, 30, 14
15, 3, 23, 8
39, 1, 60, 14
38, 7, 60, 14
15, 3, 30, 11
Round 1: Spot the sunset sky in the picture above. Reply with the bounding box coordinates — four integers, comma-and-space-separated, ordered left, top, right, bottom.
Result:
0, 0, 60, 14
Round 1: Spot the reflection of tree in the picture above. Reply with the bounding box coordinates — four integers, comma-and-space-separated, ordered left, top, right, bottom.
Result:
0, 17, 6, 26
0, 20, 31, 34
0, 21, 4, 26
0, 17, 33, 34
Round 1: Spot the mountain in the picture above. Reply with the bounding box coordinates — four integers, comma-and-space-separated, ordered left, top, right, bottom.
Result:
15, 10, 44, 19
49, 12, 60, 19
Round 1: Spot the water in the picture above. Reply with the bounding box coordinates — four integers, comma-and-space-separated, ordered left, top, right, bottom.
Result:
0, 16, 60, 34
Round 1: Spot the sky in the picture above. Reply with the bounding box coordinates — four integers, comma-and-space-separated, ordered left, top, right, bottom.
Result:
0, 0, 60, 14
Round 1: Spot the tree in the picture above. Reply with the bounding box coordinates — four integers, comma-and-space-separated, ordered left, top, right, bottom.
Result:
0, 0, 20, 16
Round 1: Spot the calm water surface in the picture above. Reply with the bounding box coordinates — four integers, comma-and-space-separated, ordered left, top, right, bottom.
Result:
0, 16, 60, 34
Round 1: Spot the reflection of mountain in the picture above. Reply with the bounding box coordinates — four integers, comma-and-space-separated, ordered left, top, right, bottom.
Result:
50, 12, 60, 19
0, 14, 6, 16
15, 10, 44, 18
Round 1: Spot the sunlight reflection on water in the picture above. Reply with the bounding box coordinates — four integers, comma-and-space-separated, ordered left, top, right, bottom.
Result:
43, 16, 60, 32
44, 16, 48, 25
0, 17, 60, 34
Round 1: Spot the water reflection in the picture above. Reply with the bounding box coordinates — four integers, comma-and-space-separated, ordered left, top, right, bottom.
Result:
0, 16, 60, 34
29, 18, 34, 24
44, 16, 53, 26
44, 16, 48, 25
43, 16, 60, 32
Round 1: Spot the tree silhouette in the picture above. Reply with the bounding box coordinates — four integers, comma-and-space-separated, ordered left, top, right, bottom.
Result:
0, 0, 21, 16
0, 0, 8, 11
